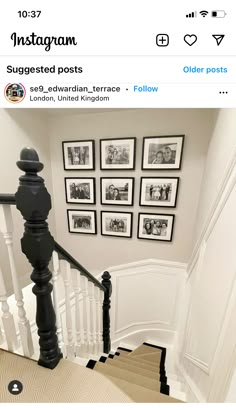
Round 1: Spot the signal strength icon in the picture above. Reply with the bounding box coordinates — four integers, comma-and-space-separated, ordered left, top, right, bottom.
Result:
186, 11, 197, 18
200, 10, 209, 17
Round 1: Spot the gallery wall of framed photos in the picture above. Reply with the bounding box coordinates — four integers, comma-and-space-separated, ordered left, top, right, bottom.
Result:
62, 134, 184, 242
50, 109, 213, 271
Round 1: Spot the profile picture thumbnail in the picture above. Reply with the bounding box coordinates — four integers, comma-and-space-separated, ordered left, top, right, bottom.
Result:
4, 83, 26, 103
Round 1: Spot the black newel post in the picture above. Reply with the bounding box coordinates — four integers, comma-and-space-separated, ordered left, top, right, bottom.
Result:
15, 147, 62, 369
102, 271, 112, 353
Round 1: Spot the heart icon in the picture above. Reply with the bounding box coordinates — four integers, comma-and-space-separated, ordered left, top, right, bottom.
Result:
184, 34, 197, 46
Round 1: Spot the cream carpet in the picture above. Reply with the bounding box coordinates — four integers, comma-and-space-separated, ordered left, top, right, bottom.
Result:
89, 343, 184, 403
0, 349, 132, 403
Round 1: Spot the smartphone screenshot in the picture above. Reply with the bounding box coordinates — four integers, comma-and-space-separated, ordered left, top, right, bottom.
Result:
0, 0, 236, 407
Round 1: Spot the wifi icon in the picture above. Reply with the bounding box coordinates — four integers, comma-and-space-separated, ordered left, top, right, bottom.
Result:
200, 10, 209, 17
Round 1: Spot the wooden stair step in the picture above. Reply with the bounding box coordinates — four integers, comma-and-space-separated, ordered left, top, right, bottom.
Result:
106, 375, 183, 403
106, 358, 160, 380
94, 362, 162, 392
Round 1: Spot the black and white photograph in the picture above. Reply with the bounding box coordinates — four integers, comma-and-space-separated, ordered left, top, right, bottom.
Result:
62, 140, 95, 170
101, 178, 134, 206
138, 213, 175, 241
67, 210, 97, 234
65, 178, 96, 204
100, 138, 136, 170
140, 177, 179, 207
142, 135, 184, 170
101, 211, 133, 238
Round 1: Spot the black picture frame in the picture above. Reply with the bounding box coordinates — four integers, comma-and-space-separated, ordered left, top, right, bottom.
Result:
67, 209, 97, 235
65, 177, 96, 204
62, 140, 95, 170
142, 135, 184, 170
139, 177, 179, 208
101, 211, 133, 238
100, 177, 135, 206
100, 137, 136, 170
137, 212, 175, 242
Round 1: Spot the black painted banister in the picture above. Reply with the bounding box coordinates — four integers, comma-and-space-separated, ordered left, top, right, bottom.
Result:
5, 146, 112, 361
55, 241, 105, 292
0, 194, 16, 205
102, 271, 112, 353
15, 147, 62, 369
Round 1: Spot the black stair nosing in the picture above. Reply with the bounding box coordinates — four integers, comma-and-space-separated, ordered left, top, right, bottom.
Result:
114, 352, 120, 356
99, 356, 107, 363
159, 374, 167, 384
108, 353, 115, 359
117, 346, 133, 352
143, 342, 166, 352
160, 383, 170, 396
86, 359, 97, 369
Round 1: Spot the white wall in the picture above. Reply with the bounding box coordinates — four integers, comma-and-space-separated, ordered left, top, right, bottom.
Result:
48, 108, 216, 274
179, 109, 236, 402
0, 109, 55, 293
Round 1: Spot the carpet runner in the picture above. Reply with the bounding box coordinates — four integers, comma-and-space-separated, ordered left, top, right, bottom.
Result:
86, 342, 184, 403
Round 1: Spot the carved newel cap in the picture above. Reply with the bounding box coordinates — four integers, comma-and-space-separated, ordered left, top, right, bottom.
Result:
102, 271, 112, 297
17, 147, 44, 173
102, 271, 111, 281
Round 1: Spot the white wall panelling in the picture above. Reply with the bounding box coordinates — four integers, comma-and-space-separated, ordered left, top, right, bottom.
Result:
108, 259, 186, 348
180, 117, 236, 402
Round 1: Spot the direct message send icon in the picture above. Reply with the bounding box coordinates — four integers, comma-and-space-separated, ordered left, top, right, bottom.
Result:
212, 35, 225, 46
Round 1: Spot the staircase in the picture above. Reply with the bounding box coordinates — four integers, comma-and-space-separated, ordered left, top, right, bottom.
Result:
86, 343, 185, 402
0, 147, 186, 403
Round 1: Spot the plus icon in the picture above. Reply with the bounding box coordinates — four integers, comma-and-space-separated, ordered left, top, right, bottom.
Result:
156, 34, 169, 47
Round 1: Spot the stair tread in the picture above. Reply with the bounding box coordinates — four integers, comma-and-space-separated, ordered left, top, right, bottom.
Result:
106, 358, 160, 380
107, 375, 183, 403
117, 349, 130, 356
94, 362, 161, 392
128, 344, 162, 357
114, 355, 161, 374
122, 354, 160, 369
129, 351, 162, 364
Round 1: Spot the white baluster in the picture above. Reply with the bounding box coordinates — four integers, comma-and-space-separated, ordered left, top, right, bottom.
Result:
52, 251, 64, 352
71, 268, 82, 357
80, 275, 89, 357
88, 281, 96, 354
0, 323, 3, 344
60, 260, 74, 359
94, 287, 100, 355
0, 204, 34, 357
99, 289, 104, 353
0, 265, 18, 351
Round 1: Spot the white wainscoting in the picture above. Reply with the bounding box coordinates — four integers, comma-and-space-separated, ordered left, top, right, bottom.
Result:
180, 152, 236, 402
105, 259, 186, 349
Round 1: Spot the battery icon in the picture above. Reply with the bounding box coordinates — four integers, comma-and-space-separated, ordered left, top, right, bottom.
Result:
211, 10, 227, 17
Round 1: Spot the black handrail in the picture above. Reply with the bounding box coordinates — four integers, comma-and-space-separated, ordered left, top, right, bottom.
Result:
0, 194, 16, 205
55, 241, 105, 292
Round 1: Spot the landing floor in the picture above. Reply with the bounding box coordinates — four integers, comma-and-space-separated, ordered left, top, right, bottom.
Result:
0, 349, 132, 403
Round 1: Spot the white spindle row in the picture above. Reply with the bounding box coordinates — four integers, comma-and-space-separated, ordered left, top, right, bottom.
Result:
0, 264, 18, 351
0, 202, 104, 361
0, 204, 34, 357
52, 252, 104, 360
